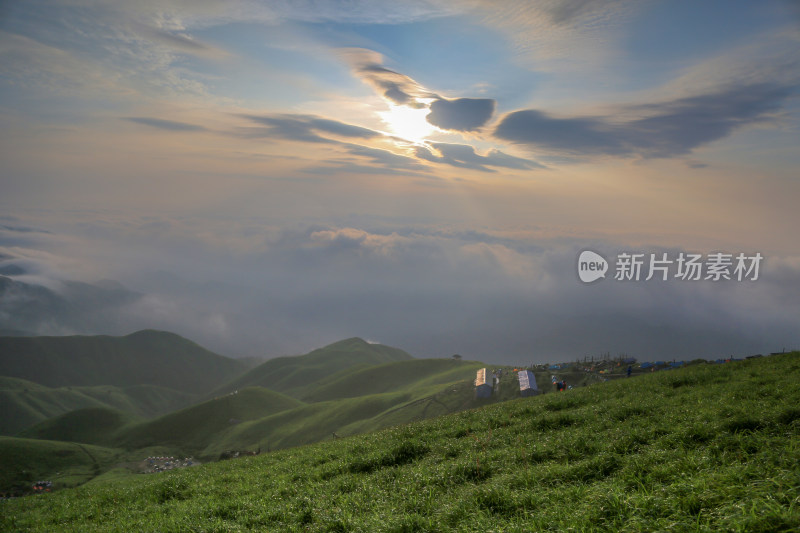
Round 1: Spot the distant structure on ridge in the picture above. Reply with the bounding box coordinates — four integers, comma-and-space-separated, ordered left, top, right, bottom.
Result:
518, 369, 538, 397
474, 368, 492, 398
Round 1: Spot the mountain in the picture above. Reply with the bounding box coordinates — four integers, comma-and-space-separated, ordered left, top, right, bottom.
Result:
0, 330, 245, 394
212, 337, 414, 398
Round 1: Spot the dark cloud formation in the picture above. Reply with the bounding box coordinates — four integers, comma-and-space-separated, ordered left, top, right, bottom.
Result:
125, 117, 207, 132
426, 97, 496, 131
241, 114, 381, 143
415, 142, 544, 172
494, 83, 797, 158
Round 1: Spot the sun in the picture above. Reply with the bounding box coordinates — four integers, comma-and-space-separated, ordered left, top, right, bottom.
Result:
378, 104, 436, 143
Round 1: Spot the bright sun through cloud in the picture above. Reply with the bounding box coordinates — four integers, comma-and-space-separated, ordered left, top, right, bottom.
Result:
378, 104, 436, 143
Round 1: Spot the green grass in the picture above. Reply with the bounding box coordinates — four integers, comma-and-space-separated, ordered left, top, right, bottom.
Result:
4, 352, 798, 532
212, 337, 414, 399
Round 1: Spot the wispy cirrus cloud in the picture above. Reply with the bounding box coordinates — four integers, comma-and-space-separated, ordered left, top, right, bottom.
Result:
125, 117, 207, 131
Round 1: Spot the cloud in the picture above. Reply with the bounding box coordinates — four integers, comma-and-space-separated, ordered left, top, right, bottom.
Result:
494, 83, 797, 158
344, 145, 427, 171
494, 110, 624, 156
2, 214, 799, 361
125, 117, 207, 131
426, 97, 496, 131
241, 114, 382, 143
342, 49, 436, 108
415, 142, 544, 172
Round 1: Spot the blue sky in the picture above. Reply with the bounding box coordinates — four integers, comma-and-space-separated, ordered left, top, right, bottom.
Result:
0, 1, 799, 360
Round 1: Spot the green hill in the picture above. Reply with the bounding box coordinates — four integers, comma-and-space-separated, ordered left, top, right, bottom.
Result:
204, 361, 517, 456
0, 437, 123, 494
213, 337, 414, 398
0, 330, 245, 394
300, 358, 484, 402
0, 376, 197, 436
3, 352, 798, 532
114, 387, 304, 453
18, 407, 140, 445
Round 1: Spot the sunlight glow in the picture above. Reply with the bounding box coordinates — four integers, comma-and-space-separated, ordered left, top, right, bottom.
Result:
378, 104, 436, 143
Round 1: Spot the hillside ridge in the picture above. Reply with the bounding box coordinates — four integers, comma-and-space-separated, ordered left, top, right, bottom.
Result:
0, 330, 245, 394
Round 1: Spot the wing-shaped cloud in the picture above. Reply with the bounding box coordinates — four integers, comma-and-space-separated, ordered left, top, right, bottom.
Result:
426, 98, 496, 131
494, 83, 796, 158
342, 49, 436, 108
415, 142, 544, 172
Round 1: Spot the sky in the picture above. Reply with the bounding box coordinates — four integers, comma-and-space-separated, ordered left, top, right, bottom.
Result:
1, 0, 799, 363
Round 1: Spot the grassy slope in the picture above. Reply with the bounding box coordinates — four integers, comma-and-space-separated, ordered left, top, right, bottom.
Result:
18, 407, 141, 446
113, 387, 304, 454
4, 352, 798, 532
0, 330, 245, 394
204, 359, 494, 455
300, 358, 484, 402
212, 337, 413, 399
0, 437, 123, 493
0, 376, 198, 436
205, 363, 533, 455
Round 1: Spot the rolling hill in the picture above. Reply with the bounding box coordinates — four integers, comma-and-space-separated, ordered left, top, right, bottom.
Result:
299, 357, 485, 402
0, 376, 200, 436
0, 330, 245, 394
18, 407, 140, 445
212, 337, 414, 398
203, 359, 510, 456
4, 352, 798, 531
0, 437, 123, 494
112, 387, 304, 453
